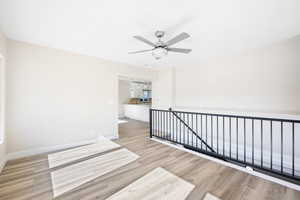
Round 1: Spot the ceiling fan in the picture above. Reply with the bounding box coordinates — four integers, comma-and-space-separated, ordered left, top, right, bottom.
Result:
129, 31, 191, 60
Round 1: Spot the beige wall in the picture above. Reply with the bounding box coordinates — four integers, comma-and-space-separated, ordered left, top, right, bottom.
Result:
6, 40, 156, 155
173, 36, 300, 115
0, 31, 7, 171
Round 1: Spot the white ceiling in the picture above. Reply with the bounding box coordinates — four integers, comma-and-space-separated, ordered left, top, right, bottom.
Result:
0, 0, 300, 68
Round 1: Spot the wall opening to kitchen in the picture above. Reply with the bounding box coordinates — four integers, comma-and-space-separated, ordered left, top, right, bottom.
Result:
117, 76, 152, 138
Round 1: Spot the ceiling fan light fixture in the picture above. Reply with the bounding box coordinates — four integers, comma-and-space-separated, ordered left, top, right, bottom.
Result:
152, 47, 168, 60
130, 31, 191, 60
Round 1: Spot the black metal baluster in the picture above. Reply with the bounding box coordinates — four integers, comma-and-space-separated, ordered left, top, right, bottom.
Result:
173, 111, 175, 142
164, 111, 166, 139
211, 116, 213, 151
217, 116, 219, 154
206, 115, 208, 151
180, 113, 182, 144
152, 110, 155, 137
163, 111, 166, 140
176, 112, 178, 143
201, 115, 203, 150
161, 111, 164, 138
180, 113, 182, 143
261, 120, 263, 168
179, 112, 181, 143
244, 118, 246, 163
161, 111, 163, 138
167, 111, 169, 139
171, 111, 173, 140
177, 112, 180, 143
236, 118, 238, 160
166, 111, 168, 139
229, 118, 232, 159
166, 111, 172, 141
184, 113, 186, 144
155, 110, 157, 137
168, 111, 170, 141
271, 121, 273, 170
292, 122, 295, 176
182, 113, 184, 144
192, 114, 194, 147
196, 114, 198, 149
223, 116, 225, 157
170, 111, 172, 141
170, 112, 172, 141
163, 111, 166, 139
252, 119, 254, 165
162, 111, 164, 138
281, 121, 283, 173
157, 111, 159, 137
181, 113, 184, 143
158, 110, 160, 138
160, 111, 162, 138
152, 110, 154, 137
187, 113, 190, 145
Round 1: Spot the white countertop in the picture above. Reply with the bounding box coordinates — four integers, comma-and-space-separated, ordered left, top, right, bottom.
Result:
124, 104, 151, 107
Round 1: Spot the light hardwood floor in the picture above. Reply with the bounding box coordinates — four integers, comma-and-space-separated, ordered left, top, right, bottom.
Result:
106, 167, 194, 200
0, 119, 300, 200
51, 148, 139, 198
48, 137, 120, 168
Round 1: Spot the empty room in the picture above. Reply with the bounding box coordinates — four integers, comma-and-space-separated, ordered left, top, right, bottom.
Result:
0, 0, 300, 200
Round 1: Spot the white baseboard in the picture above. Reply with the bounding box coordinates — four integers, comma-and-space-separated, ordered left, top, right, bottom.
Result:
0, 156, 7, 173
98, 134, 119, 141
6, 135, 120, 161
151, 138, 300, 192
106, 135, 119, 140
6, 139, 97, 161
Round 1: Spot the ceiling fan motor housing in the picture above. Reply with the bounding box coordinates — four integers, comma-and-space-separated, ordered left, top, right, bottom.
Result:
155, 31, 165, 38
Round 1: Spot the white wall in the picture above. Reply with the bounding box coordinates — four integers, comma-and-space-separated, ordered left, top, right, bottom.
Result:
118, 80, 130, 118
6, 40, 156, 156
174, 36, 300, 115
0, 31, 7, 172
152, 68, 174, 109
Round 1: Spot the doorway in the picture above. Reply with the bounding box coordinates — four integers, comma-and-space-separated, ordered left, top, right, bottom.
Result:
117, 76, 152, 138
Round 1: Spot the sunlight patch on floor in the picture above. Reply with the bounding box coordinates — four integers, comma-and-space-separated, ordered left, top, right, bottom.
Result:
118, 119, 128, 124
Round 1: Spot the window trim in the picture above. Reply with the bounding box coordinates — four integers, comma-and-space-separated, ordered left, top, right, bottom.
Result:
0, 54, 5, 144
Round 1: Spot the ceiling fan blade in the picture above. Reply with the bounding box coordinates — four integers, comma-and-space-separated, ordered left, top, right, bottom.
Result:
165, 32, 190, 46
168, 48, 192, 54
133, 36, 156, 47
128, 49, 153, 54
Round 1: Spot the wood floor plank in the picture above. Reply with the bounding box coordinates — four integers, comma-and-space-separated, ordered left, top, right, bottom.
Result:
48, 137, 120, 168
51, 148, 139, 198
106, 167, 195, 200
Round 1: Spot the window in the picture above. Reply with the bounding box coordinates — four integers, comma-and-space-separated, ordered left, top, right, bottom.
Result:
0, 57, 4, 144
